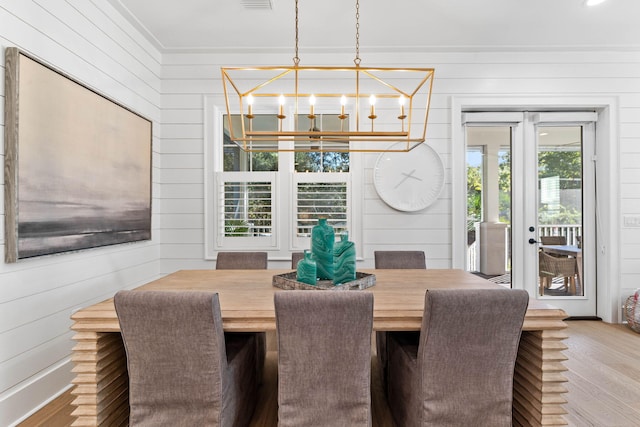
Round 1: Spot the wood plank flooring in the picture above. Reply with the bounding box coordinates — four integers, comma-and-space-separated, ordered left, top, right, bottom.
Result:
18, 321, 640, 427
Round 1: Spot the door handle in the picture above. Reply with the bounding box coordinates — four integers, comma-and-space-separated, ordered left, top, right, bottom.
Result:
528, 238, 538, 244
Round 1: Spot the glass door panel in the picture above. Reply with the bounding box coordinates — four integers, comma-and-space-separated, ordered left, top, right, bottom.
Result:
537, 126, 584, 297
466, 127, 512, 286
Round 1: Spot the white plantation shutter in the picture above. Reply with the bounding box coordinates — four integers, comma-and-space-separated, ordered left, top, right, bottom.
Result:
215, 171, 277, 249
293, 173, 350, 247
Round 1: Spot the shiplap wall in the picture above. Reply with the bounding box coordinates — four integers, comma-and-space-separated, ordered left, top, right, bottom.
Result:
0, 1, 161, 425
160, 50, 640, 301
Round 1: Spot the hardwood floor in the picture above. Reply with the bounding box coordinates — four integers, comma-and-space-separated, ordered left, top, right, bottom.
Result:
18, 321, 640, 427
562, 321, 640, 427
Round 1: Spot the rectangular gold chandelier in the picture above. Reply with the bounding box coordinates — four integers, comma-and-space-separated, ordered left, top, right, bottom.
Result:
221, 65, 435, 153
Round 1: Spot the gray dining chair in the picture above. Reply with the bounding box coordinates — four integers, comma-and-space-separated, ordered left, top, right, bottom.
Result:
291, 252, 304, 269
215, 251, 268, 269
374, 250, 426, 270
215, 251, 268, 381
374, 250, 427, 392
386, 288, 529, 427
275, 291, 374, 427
114, 290, 261, 427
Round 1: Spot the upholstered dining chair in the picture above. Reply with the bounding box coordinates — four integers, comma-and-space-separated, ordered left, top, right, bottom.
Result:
275, 291, 374, 427
373, 250, 427, 392
215, 251, 268, 269
386, 288, 529, 427
374, 250, 427, 269
114, 290, 261, 427
215, 251, 268, 381
290, 252, 304, 269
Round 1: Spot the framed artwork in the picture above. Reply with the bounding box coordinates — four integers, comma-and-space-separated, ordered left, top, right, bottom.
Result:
4, 48, 152, 263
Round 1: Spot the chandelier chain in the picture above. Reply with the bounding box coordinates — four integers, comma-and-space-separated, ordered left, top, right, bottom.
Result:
293, 0, 300, 65
354, 0, 361, 66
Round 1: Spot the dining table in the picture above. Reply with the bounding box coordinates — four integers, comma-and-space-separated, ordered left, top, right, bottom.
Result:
69, 268, 569, 426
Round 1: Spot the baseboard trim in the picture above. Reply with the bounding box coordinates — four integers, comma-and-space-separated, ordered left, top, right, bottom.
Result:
1, 359, 73, 427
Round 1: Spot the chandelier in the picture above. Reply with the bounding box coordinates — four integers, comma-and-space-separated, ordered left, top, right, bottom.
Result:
221, 0, 435, 153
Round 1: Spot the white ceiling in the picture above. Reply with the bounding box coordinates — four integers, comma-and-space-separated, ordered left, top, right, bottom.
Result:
108, 0, 640, 53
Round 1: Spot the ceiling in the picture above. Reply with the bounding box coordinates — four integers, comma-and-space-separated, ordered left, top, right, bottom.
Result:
108, 0, 640, 53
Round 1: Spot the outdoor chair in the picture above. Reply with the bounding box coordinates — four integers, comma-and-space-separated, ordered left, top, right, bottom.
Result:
539, 250, 577, 295
540, 235, 567, 248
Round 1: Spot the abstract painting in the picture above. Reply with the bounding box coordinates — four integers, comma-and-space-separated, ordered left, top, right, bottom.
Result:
4, 48, 152, 262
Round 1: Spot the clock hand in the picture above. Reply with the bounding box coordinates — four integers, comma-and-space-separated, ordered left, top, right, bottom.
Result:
395, 169, 423, 189
401, 170, 423, 182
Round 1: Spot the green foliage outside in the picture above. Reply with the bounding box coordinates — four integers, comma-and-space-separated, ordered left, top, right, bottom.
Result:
295, 151, 349, 172
467, 149, 582, 226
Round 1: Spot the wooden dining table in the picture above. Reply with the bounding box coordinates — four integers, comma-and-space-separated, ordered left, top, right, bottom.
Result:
70, 269, 569, 427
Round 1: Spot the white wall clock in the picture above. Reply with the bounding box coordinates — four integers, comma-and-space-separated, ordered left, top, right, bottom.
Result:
373, 142, 445, 212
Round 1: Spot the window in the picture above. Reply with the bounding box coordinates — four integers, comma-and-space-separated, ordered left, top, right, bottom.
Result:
215, 171, 277, 248
204, 99, 359, 259
293, 174, 349, 248
223, 115, 278, 172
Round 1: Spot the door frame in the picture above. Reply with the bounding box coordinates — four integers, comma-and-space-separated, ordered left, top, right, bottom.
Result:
451, 95, 620, 322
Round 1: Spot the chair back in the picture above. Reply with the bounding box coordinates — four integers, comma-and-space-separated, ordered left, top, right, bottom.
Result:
275, 291, 373, 427
114, 291, 228, 426
216, 251, 268, 269
374, 251, 426, 269
539, 250, 577, 277
415, 289, 528, 426
540, 235, 567, 245
291, 252, 304, 269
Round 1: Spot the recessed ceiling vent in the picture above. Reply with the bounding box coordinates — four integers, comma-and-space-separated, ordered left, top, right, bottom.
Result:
240, 0, 273, 9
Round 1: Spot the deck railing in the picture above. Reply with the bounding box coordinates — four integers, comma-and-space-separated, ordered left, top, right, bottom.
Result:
467, 223, 582, 272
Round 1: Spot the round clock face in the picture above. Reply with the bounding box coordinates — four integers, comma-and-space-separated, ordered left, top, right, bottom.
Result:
373, 143, 445, 212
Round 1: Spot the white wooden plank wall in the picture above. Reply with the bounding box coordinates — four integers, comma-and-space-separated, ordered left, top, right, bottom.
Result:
159, 49, 640, 286
0, 1, 162, 425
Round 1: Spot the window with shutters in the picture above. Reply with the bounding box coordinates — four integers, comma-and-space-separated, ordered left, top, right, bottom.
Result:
293, 176, 349, 247
216, 171, 277, 249
204, 98, 360, 258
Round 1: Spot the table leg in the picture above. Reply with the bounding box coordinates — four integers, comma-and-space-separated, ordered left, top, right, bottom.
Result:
70, 332, 129, 426
513, 329, 569, 426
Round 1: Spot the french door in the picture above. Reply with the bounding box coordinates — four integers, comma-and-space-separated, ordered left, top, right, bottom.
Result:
463, 112, 597, 317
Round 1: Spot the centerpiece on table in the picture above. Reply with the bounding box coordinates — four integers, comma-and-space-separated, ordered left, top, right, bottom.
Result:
273, 218, 375, 290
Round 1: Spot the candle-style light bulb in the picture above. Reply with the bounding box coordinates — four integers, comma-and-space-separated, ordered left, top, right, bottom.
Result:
309, 94, 316, 117
368, 94, 377, 119
398, 95, 406, 119
278, 94, 285, 118
247, 94, 254, 118
340, 95, 347, 116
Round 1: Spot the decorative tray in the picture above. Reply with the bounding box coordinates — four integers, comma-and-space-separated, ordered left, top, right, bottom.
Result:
272, 271, 376, 291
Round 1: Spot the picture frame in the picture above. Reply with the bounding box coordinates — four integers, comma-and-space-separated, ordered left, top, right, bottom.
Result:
4, 47, 152, 263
